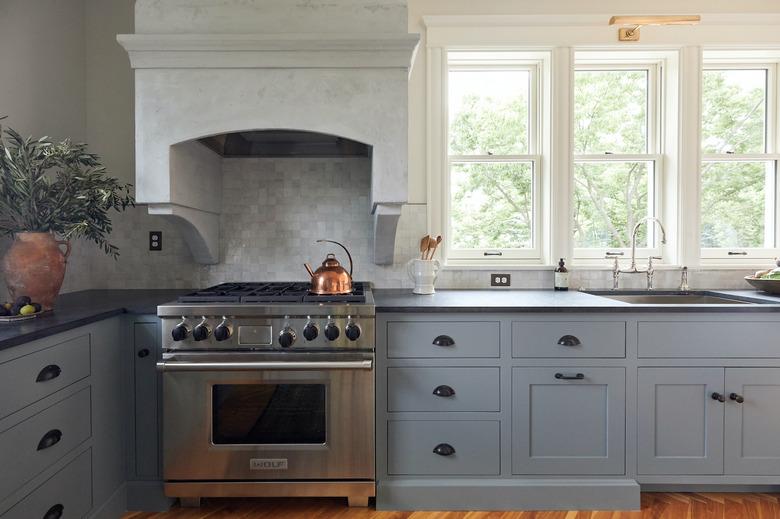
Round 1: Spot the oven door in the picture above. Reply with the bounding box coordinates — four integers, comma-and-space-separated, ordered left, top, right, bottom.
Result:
157, 352, 374, 481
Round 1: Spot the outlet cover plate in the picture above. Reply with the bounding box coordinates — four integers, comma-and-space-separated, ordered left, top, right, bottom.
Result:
491, 274, 511, 287
149, 231, 162, 251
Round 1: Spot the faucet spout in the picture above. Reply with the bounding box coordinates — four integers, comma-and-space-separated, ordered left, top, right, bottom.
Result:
630, 217, 667, 270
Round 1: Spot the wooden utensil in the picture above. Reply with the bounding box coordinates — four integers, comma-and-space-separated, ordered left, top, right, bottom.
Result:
429, 235, 442, 260
419, 235, 431, 260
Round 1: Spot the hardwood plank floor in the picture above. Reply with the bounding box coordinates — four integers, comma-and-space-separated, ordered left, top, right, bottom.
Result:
123, 493, 780, 519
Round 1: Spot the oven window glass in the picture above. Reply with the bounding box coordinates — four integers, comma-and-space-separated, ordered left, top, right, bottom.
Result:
212, 384, 326, 444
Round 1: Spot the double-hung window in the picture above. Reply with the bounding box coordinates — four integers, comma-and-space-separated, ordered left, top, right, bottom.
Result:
700, 61, 779, 262
572, 57, 664, 262
444, 51, 546, 264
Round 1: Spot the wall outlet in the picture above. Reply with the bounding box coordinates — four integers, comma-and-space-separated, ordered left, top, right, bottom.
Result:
490, 274, 511, 287
149, 231, 162, 251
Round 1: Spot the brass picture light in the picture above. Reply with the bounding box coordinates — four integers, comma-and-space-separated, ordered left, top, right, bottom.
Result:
609, 15, 701, 42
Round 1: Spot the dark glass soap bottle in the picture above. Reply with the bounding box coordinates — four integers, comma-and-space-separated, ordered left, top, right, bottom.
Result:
554, 258, 569, 291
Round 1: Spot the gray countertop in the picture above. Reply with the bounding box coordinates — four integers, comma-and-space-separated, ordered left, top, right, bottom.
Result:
3, 287, 780, 353
372, 288, 780, 312
0, 289, 189, 352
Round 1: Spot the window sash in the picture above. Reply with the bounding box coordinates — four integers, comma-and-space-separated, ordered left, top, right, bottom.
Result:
572, 156, 661, 260
700, 62, 780, 261
572, 61, 663, 261
445, 56, 543, 262
446, 156, 542, 261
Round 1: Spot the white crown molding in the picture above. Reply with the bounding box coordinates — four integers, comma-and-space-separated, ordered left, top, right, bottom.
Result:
117, 33, 420, 69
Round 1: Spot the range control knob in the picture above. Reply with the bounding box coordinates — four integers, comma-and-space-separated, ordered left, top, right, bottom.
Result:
324, 322, 340, 341
345, 322, 361, 341
214, 319, 232, 341
171, 320, 190, 342
279, 327, 297, 348
303, 322, 319, 341
192, 318, 211, 341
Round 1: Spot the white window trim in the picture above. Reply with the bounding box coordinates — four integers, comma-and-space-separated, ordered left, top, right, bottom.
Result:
422, 15, 780, 270
699, 61, 780, 263
429, 49, 552, 267
572, 60, 666, 263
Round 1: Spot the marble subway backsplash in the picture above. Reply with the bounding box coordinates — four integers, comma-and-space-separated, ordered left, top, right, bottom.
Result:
0, 156, 764, 300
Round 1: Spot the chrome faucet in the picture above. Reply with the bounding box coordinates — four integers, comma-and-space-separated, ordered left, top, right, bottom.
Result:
608, 217, 667, 290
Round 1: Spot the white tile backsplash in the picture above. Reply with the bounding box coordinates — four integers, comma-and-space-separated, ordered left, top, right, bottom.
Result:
0, 156, 766, 299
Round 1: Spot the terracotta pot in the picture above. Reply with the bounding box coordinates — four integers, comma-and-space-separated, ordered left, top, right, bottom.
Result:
3, 232, 70, 310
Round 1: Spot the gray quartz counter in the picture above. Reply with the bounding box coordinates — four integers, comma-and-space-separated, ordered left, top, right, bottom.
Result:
0, 289, 189, 351
373, 288, 780, 312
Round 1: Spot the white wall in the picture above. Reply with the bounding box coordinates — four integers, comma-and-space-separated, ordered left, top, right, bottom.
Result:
406, 0, 780, 204
0, 0, 86, 141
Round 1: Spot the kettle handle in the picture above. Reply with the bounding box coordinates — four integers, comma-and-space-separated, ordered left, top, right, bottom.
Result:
316, 240, 353, 276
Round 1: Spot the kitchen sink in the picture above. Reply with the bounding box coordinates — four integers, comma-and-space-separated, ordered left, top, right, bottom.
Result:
586, 291, 754, 305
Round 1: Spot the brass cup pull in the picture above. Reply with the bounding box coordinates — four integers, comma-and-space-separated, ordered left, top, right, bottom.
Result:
557, 335, 582, 347
433, 443, 456, 456
432, 385, 456, 397
730, 393, 745, 403
711, 392, 726, 402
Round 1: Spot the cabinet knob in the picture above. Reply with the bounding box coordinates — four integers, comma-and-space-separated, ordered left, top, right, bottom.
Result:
554, 372, 584, 380
432, 335, 455, 347
43, 504, 64, 519
711, 392, 726, 402
433, 443, 456, 456
37, 429, 63, 451
729, 392, 745, 403
557, 335, 582, 347
137, 348, 150, 358
432, 385, 456, 397
35, 364, 61, 383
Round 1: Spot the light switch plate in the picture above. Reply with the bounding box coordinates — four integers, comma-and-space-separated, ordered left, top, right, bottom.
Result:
490, 274, 511, 287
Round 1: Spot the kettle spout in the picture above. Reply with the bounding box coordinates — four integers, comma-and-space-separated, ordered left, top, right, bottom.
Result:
304, 263, 315, 278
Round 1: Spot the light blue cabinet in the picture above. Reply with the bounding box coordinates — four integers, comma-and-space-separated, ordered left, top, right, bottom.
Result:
512, 367, 625, 475
638, 368, 725, 475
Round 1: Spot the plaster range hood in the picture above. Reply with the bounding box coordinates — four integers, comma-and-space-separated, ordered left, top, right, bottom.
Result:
118, 1, 419, 265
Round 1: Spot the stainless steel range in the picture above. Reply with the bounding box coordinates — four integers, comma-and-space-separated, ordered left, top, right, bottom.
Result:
156, 282, 375, 507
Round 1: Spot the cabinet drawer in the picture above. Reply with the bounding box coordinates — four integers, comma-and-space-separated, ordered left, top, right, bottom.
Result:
388, 367, 499, 412
387, 321, 499, 358
0, 388, 91, 502
638, 321, 780, 358
0, 334, 91, 419
2, 449, 92, 519
387, 420, 500, 475
512, 321, 625, 358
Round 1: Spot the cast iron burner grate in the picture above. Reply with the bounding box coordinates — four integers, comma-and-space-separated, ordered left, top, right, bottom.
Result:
177, 282, 367, 304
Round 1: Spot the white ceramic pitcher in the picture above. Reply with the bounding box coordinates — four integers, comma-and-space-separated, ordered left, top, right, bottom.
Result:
406, 258, 441, 295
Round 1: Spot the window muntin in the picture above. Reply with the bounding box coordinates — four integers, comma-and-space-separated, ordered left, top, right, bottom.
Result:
701, 64, 778, 260
572, 62, 662, 260
445, 51, 542, 261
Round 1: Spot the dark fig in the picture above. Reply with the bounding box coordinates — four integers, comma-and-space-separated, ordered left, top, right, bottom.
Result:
32, 303, 42, 312
9, 305, 22, 316
14, 296, 31, 307
0, 306, 8, 316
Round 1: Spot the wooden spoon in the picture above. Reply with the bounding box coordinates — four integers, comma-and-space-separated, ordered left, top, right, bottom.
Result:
429, 235, 442, 260
419, 235, 431, 260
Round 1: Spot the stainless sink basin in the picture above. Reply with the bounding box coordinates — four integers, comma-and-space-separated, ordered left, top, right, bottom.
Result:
587, 292, 753, 305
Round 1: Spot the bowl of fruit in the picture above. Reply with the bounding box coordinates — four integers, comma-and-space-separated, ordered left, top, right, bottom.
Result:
745, 261, 780, 295
0, 296, 45, 322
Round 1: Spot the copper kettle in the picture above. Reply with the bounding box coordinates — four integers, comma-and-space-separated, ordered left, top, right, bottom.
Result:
304, 240, 354, 295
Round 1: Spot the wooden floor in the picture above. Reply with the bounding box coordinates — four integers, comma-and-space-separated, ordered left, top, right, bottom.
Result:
123, 493, 780, 518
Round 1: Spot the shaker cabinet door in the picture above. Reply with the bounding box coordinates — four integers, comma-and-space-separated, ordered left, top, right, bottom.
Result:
638, 368, 724, 475
724, 368, 780, 475
512, 367, 625, 475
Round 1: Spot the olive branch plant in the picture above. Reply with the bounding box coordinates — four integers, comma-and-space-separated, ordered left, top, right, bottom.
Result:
0, 117, 135, 258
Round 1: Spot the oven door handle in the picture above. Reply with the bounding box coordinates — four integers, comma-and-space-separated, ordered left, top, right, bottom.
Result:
156, 359, 373, 372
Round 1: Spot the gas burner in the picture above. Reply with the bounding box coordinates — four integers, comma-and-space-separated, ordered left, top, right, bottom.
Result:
176, 282, 368, 304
